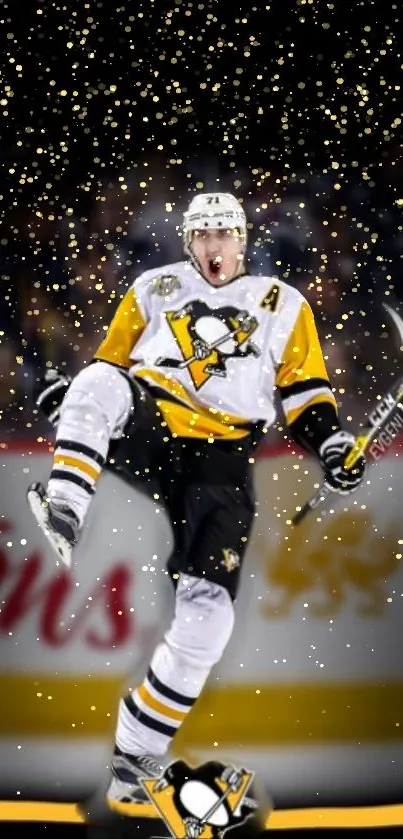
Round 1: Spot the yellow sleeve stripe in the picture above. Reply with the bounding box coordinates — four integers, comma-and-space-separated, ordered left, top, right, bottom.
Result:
93, 287, 146, 369
285, 393, 338, 427
276, 301, 330, 388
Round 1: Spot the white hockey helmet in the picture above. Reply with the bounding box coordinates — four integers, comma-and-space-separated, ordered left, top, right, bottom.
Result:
183, 192, 247, 256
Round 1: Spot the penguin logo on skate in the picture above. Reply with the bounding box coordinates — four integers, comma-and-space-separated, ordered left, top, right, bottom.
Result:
155, 300, 261, 390
142, 759, 258, 838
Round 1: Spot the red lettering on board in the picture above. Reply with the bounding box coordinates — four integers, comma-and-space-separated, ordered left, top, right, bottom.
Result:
0, 522, 134, 648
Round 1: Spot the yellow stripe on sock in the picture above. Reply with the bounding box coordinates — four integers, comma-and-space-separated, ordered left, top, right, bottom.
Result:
53, 454, 100, 481
136, 684, 188, 723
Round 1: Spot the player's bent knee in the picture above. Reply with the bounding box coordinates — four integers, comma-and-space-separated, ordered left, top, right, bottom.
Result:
62, 362, 132, 423
166, 574, 235, 668
67, 361, 130, 402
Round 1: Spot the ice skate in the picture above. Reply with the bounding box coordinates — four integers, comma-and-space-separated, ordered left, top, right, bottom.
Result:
106, 748, 164, 814
26, 481, 79, 568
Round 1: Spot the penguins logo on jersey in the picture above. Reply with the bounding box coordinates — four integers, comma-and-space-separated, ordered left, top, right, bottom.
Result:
155, 301, 261, 390
141, 758, 259, 838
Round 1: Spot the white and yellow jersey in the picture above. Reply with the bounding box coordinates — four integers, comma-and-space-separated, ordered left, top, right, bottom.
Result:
94, 260, 337, 441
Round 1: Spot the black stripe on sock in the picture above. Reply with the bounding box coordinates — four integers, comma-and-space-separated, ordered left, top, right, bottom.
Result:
278, 378, 332, 399
124, 694, 177, 738
55, 439, 105, 466
50, 469, 95, 495
147, 667, 196, 708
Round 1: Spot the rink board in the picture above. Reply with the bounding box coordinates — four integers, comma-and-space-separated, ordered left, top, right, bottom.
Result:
0, 440, 402, 809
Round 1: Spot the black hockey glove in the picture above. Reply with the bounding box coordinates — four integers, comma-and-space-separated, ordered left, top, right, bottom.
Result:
34, 368, 71, 426
318, 430, 365, 495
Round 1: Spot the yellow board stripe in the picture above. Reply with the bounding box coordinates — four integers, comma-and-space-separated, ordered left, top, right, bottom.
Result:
1, 675, 403, 743
0, 802, 86, 823
173, 680, 403, 749
1, 801, 403, 828
136, 684, 187, 723
53, 454, 100, 481
0, 674, 122, 737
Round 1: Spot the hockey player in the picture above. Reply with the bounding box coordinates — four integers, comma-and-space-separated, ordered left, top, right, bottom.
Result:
27, 192, 365, 808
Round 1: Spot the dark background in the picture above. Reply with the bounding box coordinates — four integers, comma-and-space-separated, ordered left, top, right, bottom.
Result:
1, 0, 403, 441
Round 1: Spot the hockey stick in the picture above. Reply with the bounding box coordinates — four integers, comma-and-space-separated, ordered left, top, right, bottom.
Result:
292, 378, 403, 525
292, 302, 403, 526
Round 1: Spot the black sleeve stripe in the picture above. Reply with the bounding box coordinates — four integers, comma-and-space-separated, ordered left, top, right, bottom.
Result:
55, 439, 105, 466
278, 377, 332, 398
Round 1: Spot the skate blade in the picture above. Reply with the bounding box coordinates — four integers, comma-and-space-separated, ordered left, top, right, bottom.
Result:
106, 776, 154, 816
27, 487, 73, 569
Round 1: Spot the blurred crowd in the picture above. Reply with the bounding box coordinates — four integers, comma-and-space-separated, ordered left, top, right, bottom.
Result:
1, 152, 402, 445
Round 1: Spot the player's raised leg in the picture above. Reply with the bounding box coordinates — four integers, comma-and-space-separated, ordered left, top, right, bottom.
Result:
27, 361, 133, 567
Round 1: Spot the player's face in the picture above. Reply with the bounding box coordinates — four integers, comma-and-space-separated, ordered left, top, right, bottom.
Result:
191, 228, 245, 286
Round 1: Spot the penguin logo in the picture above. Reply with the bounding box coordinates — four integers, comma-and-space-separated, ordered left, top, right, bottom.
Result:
142, 759, 259, 838
155, 300, 261, 390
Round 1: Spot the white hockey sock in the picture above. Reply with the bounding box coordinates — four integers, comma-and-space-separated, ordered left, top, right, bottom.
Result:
115, 574, 235, 757
115, 642, 201, 757
47, 440, 106, 526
